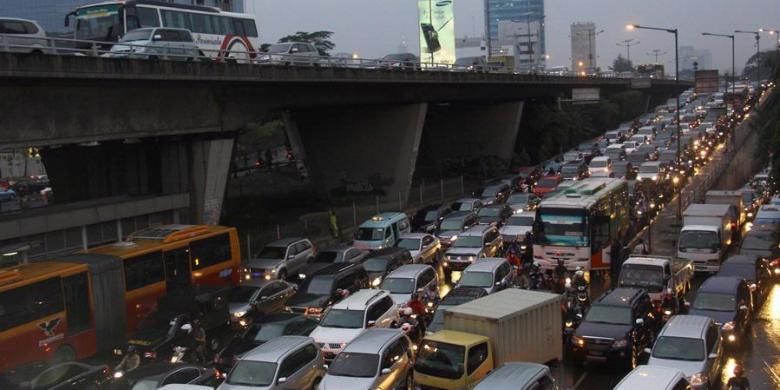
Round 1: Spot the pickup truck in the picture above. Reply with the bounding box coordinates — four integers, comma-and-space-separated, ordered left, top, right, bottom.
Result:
677, 203, 738, 273
618, 256, 693, 303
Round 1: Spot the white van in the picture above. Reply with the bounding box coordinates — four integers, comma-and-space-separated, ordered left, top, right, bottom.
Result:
0, 18, 53, 54
589, 156, 612, 178
354, 212, 411, 250
613, 365, 689, 390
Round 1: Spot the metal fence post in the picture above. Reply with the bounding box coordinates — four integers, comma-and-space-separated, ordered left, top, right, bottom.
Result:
276, 224, 281, 240
440, 179, 444, 201
419, 183, 424, 207
246, 233, 252, 258
398, 191, 403, 211
375, 195, 379, 215
353, 200, 357, 227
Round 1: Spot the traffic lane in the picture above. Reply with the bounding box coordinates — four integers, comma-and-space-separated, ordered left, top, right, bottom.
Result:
737, 284, 780, 389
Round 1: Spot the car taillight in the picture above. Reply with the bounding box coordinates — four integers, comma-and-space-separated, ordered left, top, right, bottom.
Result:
144, 351, 156, 359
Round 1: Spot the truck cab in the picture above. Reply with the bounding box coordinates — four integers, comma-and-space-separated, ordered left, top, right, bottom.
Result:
619, 256, 693, 303
677, 225, 726, 273
413, 330, 493, 389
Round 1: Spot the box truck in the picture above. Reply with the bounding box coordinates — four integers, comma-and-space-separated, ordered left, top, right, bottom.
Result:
413, 289, 561, 389
706, 190, 746, 226
677, 203, 738, 273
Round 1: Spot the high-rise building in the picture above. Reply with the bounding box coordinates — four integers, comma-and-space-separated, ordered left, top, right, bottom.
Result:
484, 0, 545, 71
570, 22, 597, 72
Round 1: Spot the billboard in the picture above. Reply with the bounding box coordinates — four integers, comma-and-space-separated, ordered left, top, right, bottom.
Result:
418, 0, 455, 67
572, 88, 600, 103
695, 70, 720, 94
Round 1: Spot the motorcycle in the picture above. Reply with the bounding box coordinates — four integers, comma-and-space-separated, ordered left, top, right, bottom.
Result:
562, 298, 586, 347
395, 308, 425, 347
170, 345, 188, 364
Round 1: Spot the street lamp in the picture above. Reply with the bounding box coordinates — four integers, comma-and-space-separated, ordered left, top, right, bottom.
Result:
735, 30, 760, 84
627, 23, 682, 222
759, 28, 779, 77
702, 32, 735, 95
647, 49, 667, 63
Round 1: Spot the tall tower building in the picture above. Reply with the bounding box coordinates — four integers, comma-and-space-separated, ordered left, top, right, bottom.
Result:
484, 0, 546, 71
571, 22, 597, 72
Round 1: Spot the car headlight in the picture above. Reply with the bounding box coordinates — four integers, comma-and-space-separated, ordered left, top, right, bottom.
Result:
372, 277, 382, 287
663, 310, 672, 316
467, 256, 476, 261
565, 321, 573, 328
722, 321, 735, 331
233, 311, 246, 318
450, 235, 458, 242
690, 373, 708, 387
113, 371, 124, 379
571, 335, 585, 347
612, 339, 628, 348
298, 273, 307, 279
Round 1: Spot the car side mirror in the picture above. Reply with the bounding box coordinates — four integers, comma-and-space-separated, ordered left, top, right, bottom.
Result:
260, 296, 268, 300
417, 288, 424, 293
291, 47, 299, 53
643, 347, 652, 355
153, 34, 162, 41
367, 320, 376, 328
277, 377, 287, 384
708, 353, 718, 359
287, 255, 295, 260
635, 318, 644, 326
381, 368, 391, 375
323, 364, 328, 371
739, 305, 748, 311
495, 281, 502, 286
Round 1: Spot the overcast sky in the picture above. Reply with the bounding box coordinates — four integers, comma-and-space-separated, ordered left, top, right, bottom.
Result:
251, 0, 777, 72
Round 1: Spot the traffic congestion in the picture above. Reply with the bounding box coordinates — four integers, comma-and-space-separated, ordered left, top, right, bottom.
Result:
0, 73, 774, 390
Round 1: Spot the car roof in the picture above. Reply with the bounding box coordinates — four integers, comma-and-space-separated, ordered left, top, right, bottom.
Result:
474, 362, 548, 390
698, 276, 744, 293
241, 336, 312, 362
658, 315, 712, 339
311, 262, 361, 277
463, 258, 506, 272
0, 17, 38, 23
385, 264, 433, 278
332, 289, 387, 309
615, 365, 686, 389
595, 288, 644, 306
267, 237, 306, 247
342, 328, 404, 354
360, 212, 407, 228
591, 156, 610, 161
399, 233, 431, 240
461, 225, 494, 236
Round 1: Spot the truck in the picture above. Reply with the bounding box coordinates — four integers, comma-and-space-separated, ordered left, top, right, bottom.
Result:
618, 256, 693, 303
677, 203, 738, 273
413, 289, 561, 389
706, 190, 746, 227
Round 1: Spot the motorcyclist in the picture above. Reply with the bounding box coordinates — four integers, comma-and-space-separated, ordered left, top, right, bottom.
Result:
726, 364, 750, 389
191, 318, 207, 364
529, 262, 543, 290
553, 259, 567, 293
398, 307, 425, 340
114, 345, 140, 373
505, 239, 522, 268
407, 292, 427, 318
660, 288, 678, 319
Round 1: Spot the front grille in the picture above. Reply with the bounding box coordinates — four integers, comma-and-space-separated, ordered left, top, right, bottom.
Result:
250, 268, 267, 274
328, 343, 342, 349
584, 337, 614, 352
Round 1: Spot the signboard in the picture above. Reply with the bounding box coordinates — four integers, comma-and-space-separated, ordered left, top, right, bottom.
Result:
631, 78, 651, 89
572, 88, 600, 102
695, 70, 720, 94
418, 0, 456, 67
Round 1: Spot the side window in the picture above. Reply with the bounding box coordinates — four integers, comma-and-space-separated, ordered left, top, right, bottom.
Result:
278, 348, 306, 379
137, 7, 160, 28
398, 219, 410, 231
382, 340, 406, 369
0, 277, 64, 332
62, 272, 91, 334
466, 343, 489, 375
672, 379, 691, 390
298, 344, 318, 365
366, 302, 382, 324
417, 269, 434, 289
422, 236, 433, 246
495, 263, 509, 281
242, 19, 259, 37
705, 325, 718, 352
232, 18, 247, 36
288, 244, 299, 256
1, 21, 27, 34
23, 22, 39, 34
124, 251, 165, 291
191, 233, 232, 270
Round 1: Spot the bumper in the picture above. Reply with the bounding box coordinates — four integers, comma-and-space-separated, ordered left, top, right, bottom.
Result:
571, 342, 629, 364
442, 259, 474, 272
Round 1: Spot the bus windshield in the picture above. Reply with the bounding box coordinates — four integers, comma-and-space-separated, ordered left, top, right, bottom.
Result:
537, 208, 588, 247
75, 4, 122, 41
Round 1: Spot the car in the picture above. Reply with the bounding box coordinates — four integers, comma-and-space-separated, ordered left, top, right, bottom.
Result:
562, 151, 584, 162
455, 258, 515, 294
499, 213, 535, 244
646, 315, 723, 390
354, 212, 412, 250
318, 329, 414, 390
454, 56, 489, 72
362, 248, 414, 287
245, 237, 315, 281
443, 225, 503, 279
688, 276, 752, 346
450, 198, 484, 212
472, 183, 511, 205
394, 233, 442, 264
560, 160, 589, 181
299, 244, 368, 279
259, 42, 321, 66
637, 161, 668, 183
286, 263, 369, 318
605, 130, 626, 144
379, 52, 421, 70
626, 150, 650, 166
309, 290, 399, 361
18, 362, 111, 390
614, 365, 689, 390
428, 287, 489, 333
571, 288, 656, 369
227, 279, 297, 324
435, 210, 479, 247
475, 204, 513, 226
612, 161, 635, 180
111, 363, 216, 390
534, 175, 562, 198
410, 203, 452, 233
380, 264, 438, 307
219, 336, 325, 390
0, 18, 53, 55
472, 362, 557, 390
588, 156, 613, 178
506, 192, 540, 212
104, 27, 199, 61
739, 224, 780, 275
158, 385, 213, 390
213, 313, 319, 377
637, 144, 659, 161
716, 254, 772, 309
606, 144, 627, 161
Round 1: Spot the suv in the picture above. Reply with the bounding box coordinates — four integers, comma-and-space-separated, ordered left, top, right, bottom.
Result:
319, 329, 414, 389
0, 18, 52, 54
300, 245, 367, 279
436, 210, 479, 248
475, 204, 513, 226
456, 258, 515, 294
309, 290, 399, 361
361, 248, 413, 287
106, 27, 199, 60
259, 42, 320, 65
473, 183, 511, 205
443, 225, 503, 279
380, 264, 438, 307
571, 288, 656, 369
285, 263, 369, 318
688, 276, 752, 346
411, 203, 452, 233
245, 238, 315, 281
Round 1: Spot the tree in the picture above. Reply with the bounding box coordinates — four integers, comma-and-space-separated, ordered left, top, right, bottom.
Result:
278, 31, 336, 57
742, 50, 777, 81
612, 54, 634, 73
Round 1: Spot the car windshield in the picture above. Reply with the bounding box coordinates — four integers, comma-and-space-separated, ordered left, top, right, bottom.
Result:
506, 216, 534, 226
538, 178, 559, 187
718, 263, 756, 279
319, 308, 364, 328
452, 236, 483, 248
590, 160, 608, 168
304, 276, 334, 296
652, 336, 705, 361
478, 208, 500, 217
327, 352, 379, 378
356, 227, 385, 241
415, 340, 466, 380
362, 257, 390, 272
228, 286, 258, 303
254, 323, 287, 343
439, 219, 464, 231
424, 210, 440, 222
639, 165, 659, 173
256, 246, 286, 259
678, 231, 719, 252
619, 264, 665, 292
381, 277, 415, 294
226, 361, 277, 387
537, 208, 588, 247
459, 271, 494, 288
121, 29, 152, 42
508, 194, 530, 204
692, 292, 736, 312
267, 43, 291, 53
561, 165, 581, 174
477, 187, 499, 197
395, 238, 421, 251
584, 305, 632, 325
314, 251, 339, 263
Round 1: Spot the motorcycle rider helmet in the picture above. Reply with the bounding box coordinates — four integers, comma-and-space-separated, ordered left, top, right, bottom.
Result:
532, 262, 541, 270
574, 270, 585, 279
127, 345, 137, 354
733, 364, 744, 377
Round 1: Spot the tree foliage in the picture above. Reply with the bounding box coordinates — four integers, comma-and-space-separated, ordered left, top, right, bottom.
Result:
742, 49, 777, 81
612, 54, 634, 73
278, 31, 336, 57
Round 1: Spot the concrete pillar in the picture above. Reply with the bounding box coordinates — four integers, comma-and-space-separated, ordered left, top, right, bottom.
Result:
288, 103, 427, 200
189, 138, 235, 224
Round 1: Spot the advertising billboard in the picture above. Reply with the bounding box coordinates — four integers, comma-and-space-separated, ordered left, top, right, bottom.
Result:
695, 70, 720, 94
418, 0, 455, 67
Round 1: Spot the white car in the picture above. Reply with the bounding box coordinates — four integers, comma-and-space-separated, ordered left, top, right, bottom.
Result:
309, 290, 399, 361
589, 156, 613, 178
0, 18, 53, 54
394, 233, 441, 264
104, 27, 199, 61
614, 365, 689, 390
499, 213, 535, 244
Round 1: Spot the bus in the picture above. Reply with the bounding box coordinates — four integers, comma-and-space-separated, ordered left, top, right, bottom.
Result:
73, 224, 241, 334
532, 178, 630, 272
66, 0, 260, 62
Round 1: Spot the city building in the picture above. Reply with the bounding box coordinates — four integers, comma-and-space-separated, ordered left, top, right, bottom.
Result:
484, 0, 545, 71
456, 36, 486, 60
679, 45, 713, 71
570, 22, 597, 72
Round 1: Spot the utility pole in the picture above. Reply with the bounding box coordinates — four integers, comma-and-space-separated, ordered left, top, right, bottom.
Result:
647, 49, 667, 63
617, 39, 640, 62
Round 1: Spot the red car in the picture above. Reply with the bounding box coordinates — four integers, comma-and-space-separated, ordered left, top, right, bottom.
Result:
533, 175, 562, 198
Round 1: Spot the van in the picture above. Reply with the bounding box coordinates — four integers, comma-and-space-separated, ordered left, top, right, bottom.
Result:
688, 277, 752, 346
380, 264, 438, 307
354, 212, 411, 250
589, 156, 612, 178
0, 18, 52, 54
613, 365, 689, 390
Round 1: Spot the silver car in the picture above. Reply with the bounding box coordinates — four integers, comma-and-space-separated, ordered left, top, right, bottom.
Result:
259, 42, 321, 65
104, 27, 199, 61
228, 279, 297, 323
394, 233, 441, 264
473, 362, 558, 390
0, 18, 53, 54
219, 336, 325, 390
244, 238, 315, 280
456, 258, 515, 294
317, 329, 413, 390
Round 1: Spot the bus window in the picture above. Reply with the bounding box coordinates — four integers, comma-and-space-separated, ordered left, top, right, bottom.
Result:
0, 277, 64, 331
164, 248, 192, 293
191, 233, 231, 270
190, 12, 213, 34
124, 251, 165, 291
242, 19, 258, 37
161, 9, 191, 30
63, 273, 91, 334
137, 6, 161, 28
233, 18, 246, 36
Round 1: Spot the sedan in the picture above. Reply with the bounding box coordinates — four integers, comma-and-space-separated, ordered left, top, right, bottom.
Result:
228, 279, 297, 323
24, 362, 111, 390
394, 233, 442, 264
717, 254, 772, 309
110, 363, 217, 390
476, 204, 514, 226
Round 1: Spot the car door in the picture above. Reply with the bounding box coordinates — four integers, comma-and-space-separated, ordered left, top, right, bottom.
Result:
704, 324, 722, 380
295, 241, 313, 269
377, 339, 410, 389
420, 235, 435, 263
369, 296, 396, 328
0, 20, 27, 53
277, 345, 315, 388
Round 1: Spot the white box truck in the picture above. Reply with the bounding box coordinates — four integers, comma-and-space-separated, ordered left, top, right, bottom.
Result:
706, 190, 746, 226
677, 203, 738, 273
618, 255, 694, 302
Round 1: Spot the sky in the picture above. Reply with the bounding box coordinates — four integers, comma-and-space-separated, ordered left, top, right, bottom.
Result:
250, 0, 778, 73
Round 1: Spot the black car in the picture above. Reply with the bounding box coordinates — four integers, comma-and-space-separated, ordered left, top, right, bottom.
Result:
298, 245, 368, 279
475, 204, 513, 227
689, 276, 752, 347
13, 362, 111, 390
428, 287, 489, 332
717, 254, 772, 309
213, 313, 319, 377
285, 263, 369, 317
738, 224, 780, 277
361, 247, 414, 287
109, 363, 216, 390
435, 210, 479, 247
473, 183, 511, 205
411, 204, 453, 233
571, 288, 656, 369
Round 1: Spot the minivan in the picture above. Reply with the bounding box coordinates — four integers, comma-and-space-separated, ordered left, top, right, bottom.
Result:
688, 276, 752, 346
380, 264, 438, 307
105, 27, 199, 60
589, 156, 612, 178
0, 18, 52, 54
354, 212, 411, 250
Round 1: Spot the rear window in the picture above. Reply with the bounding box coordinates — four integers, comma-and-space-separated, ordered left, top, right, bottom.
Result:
0, 20, 28, 34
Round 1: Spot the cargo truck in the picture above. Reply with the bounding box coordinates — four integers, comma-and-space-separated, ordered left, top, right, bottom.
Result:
677, 203, 738, 273
618, 255, 693, 302
706, 190, 746, 227
413, 289, 561, 389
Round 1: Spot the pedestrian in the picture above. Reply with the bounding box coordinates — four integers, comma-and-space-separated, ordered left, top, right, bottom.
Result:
610, 239, 623, 288
726, 364, 750, 389
328, 209, 340, 240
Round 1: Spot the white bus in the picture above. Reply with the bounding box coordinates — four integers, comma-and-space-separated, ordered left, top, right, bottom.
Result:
66, 0, 260, 62
532, 178, 631, 271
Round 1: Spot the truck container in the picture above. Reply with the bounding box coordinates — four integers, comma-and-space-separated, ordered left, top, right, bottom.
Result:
444, 288, 562, 365
677, 203, 738, 272
706, 190, 746, 226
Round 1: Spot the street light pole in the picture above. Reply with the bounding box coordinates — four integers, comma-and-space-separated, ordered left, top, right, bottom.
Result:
647, 49, 667, 63
702, 32, 736, 95
617, 39, 640, 62
736, 30, 760, 83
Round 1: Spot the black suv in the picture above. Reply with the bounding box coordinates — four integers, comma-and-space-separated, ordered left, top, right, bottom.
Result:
571, 288, 656, 369
361, 247, 413, 287
411, 203, 453, 233
285, 263, 368, 318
